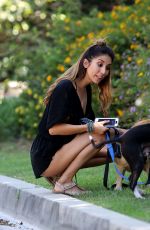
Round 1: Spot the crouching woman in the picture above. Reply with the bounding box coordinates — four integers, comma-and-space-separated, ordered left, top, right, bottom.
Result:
30, 39, 115, 196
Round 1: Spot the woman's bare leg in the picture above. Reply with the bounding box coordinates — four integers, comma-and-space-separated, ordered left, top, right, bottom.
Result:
42, 132, 110, 194
42, 126, 119, 177
81, 146, 108, 168
42, 133, 90, 178
81, 157, 107, 168
56, 141, 104, 185
42, 132, 106, 178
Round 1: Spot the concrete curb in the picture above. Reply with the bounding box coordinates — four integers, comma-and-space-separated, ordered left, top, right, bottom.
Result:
0, 175, 150, 230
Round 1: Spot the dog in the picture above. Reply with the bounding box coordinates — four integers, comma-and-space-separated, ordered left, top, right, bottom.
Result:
114, 120, 150, 192
114, 147, 150, 192
92, 119, 150, 198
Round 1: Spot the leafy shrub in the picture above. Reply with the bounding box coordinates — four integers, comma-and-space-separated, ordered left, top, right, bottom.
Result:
0, 0, 150, 138
0, 98, 21, 140
112, 46, 150, 127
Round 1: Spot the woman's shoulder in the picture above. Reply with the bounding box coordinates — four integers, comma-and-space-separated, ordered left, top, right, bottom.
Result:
54, 79, 74, 94
57, 79, 73, 89
52, 79, 74, 97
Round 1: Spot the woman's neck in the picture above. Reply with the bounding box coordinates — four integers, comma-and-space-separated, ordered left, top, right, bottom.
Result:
75, 77, 90, 89
74, 78, 87, 114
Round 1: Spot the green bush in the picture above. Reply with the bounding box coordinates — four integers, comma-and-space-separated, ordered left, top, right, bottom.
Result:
0, 98, 21, 140
112, 46, 150, 127
0, 0, 150, 138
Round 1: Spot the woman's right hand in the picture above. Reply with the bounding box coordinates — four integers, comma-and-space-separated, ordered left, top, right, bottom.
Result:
93, 120, 109, 135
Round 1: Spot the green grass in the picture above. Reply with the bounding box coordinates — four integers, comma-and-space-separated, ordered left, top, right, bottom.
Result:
0, 140, 150, 223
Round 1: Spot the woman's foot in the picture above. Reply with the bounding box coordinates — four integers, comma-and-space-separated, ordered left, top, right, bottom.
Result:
53, 181, 89, 196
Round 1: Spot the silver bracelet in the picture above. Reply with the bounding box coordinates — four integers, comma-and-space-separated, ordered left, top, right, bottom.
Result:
87, 121, 94, 133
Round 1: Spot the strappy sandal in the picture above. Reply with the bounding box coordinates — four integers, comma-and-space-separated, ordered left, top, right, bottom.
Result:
53, 181, 89, 196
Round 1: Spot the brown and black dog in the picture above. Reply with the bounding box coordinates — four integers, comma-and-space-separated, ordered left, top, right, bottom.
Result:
114, 120, 150, 194
92, 119, 150, 198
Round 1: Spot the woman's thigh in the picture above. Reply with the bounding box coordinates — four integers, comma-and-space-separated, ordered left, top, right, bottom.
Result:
94, 146, 107, 157
42, 132, 92, 177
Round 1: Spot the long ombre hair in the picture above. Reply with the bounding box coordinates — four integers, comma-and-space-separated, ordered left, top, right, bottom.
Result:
44, 39, 115, 116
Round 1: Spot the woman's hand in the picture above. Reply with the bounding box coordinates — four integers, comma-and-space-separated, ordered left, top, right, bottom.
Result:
88, 121, 109, 145
93, 120, 109, 135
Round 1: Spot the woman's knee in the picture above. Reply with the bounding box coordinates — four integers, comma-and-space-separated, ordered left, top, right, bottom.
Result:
90, 133, 105, 145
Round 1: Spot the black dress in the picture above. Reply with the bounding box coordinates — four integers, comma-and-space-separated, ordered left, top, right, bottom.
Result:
30, 79, 95, 178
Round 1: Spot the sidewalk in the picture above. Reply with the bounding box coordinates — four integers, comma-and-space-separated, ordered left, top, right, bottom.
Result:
0, 175, 150, 230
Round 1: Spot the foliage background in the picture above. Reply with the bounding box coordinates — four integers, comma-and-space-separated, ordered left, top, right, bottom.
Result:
0, 0, 150, 139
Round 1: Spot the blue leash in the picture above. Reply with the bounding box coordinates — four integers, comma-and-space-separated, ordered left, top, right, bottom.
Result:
105, 132, 144, 185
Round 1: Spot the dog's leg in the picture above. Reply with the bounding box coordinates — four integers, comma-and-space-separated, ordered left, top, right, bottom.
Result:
133, 185, 145, 199
129, 164, 144, 198
146, 168, 150, 186
114, 156, 130, 191
123, 142, 145, 198
114, 158, 125, 190
115, 168, 125, 191
143, 146, 150, 186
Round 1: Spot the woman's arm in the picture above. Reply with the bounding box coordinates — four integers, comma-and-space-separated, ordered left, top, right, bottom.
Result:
49, 123, 88, 135
49, 121, 108, 136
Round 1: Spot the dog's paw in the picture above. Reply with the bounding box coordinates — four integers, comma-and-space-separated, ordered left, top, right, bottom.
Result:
114, 186, 122, 191
135, 194, 145, 199
134, 186, 145, 199
138, 188, 145, 195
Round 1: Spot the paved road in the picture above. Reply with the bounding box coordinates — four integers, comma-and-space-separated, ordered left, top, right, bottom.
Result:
0, 212, 34, 230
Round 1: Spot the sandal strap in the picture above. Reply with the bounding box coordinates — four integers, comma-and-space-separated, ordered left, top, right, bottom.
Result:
55, 181, 76, 192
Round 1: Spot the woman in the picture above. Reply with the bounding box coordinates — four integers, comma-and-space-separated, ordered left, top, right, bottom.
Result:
30, 39, 116, 196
